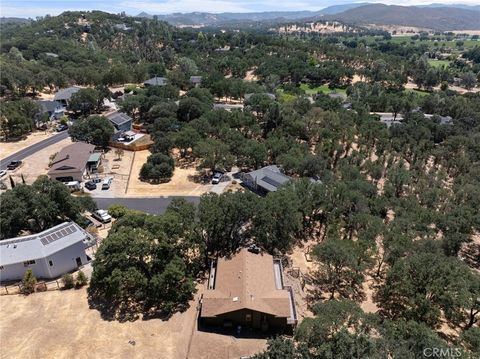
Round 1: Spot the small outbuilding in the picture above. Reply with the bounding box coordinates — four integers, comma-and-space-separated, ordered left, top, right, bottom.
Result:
48, 142, 99, 182
190, 76, 202, 87
242, 165, 291, 194
0, 222, 90, 282
200, 248, 297, 332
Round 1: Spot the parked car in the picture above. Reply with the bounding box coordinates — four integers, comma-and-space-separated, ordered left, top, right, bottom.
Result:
211, 172, 224, 184
102, 177, 113, 190
92, 209, 112, 223
6, 160, 22, 170
56, 124, 68, 132
63, 181, 81, 192
0, 170, 6, 178
84, 181, 97, 190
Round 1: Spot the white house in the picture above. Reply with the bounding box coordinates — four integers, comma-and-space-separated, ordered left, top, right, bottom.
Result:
0, 222, 90, 282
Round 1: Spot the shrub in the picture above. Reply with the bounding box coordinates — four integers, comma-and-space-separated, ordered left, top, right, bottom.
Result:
75, 270, 88, 288
62, 273, 75, 289
108, 204, 129, 218
21, 269, 37, 295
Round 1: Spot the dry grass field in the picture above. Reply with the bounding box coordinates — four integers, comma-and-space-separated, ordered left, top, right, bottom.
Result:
0, 131, 56, 160
0, 286, 267, 359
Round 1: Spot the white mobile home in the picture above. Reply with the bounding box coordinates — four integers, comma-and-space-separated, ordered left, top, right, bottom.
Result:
0, 222, 90, 282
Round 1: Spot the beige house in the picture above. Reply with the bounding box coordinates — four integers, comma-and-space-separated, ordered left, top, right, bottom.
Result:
48, 142, 99, 182
200, 248, 297, 333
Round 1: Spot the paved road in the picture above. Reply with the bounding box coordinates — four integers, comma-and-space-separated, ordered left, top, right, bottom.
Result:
94, 196, 201, 215
0, 131, 70, 170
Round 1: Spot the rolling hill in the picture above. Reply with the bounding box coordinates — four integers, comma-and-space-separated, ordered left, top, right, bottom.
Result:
327, 4, 480, 31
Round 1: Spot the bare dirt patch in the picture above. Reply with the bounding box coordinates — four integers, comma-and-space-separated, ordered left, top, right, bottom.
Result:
0, 131, 56, 160
0, 288, 198, 359
126, 150, 213, 197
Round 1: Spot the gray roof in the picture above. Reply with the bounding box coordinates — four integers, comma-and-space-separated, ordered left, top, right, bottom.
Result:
190, 76, 202, 84
327, 92, 346, 100
247, 165, 291, 192
0, 222, 88, 266
106, 111, 132, 127
37, 100, 64, 113
48, 142, 95, 175
144, 77, 168, 86
53, 86, 81, 101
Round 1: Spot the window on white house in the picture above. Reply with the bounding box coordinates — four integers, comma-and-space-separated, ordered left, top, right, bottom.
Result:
23, 260, 36, 267
0, 266, 4, 270
49, 260, 53, 266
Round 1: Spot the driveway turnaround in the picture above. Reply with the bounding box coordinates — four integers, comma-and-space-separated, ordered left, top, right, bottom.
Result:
0, 131, 70, 170
94, 196, 201, 214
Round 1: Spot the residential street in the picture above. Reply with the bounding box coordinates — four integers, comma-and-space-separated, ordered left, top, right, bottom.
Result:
93, 196, 201, 214
0, 131, 70, 170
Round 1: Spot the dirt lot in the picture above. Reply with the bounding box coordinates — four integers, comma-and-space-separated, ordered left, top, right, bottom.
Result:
0, 286, 267, 359
126, 150, 213, 197
4, 137, 73, 187
0, 131, 56, 160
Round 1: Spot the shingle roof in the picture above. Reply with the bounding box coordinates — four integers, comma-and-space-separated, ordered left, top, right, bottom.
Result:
53, 86, 81, 101
201, 249, 292, 319
247, 165, 291, 192
0, 222, 88, 266
48, 142, 95, 175
106, 111, 132, 127
143, 77, 168, 86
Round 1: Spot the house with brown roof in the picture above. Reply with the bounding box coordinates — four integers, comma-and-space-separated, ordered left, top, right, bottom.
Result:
48, 142, 99, 182
200, 248, 297, 333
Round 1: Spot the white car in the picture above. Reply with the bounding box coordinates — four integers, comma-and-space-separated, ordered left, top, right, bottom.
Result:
92, 209, 112, 223
211, 172, 223, 184
0, 170, 6, 178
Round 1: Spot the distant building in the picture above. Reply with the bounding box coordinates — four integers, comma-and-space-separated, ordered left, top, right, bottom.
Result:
190, 76, 202, 87
0, 222, 91, 282
242, 165, 291, 194
200, 248, 297, 332
106, 111, 132, 132
36, 100, 65, 120
48, 142, 99, 182
54, 86, 81, 106
143, 76, 168, 87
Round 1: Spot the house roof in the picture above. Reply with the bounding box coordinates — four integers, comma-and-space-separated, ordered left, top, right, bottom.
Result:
190, 76, 202, 83
143, 76, 168, 86
247, 165, 291, 192
37, 100, 64, 114
0, 222, 88, 266
53, 86, 81, 101
48, 142, 95, 175
106, 111, 132, 127
201, 249, 292, 319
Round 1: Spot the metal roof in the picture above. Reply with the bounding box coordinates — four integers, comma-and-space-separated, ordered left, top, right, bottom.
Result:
87, 153, 101, 163
247, 165, 291, 192
0, 222, 88, 266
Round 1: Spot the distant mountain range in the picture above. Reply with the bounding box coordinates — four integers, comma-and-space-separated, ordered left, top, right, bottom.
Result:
0, 17, 32, 24
136, 3, 480, 31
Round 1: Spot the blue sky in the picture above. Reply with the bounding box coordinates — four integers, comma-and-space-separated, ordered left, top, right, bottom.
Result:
1, 0, 478, 18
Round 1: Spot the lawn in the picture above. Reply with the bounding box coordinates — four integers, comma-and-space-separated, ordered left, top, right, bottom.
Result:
428, 59, 450, 68
300, 83, 347, 95
405, 89, 431, 97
